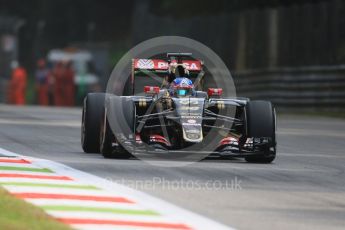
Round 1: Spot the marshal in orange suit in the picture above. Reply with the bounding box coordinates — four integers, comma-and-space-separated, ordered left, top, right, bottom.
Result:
10, 61, 27, 105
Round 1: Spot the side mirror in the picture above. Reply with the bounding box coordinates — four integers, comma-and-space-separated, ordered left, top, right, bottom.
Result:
144, 86, 160, 94
207, 88, 223, 97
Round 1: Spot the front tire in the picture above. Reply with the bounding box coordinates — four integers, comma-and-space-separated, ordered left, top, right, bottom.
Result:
100, 108, 113, 157
81, 93, 105, 153
244, 100, 276, 163
102, 96, 134, 159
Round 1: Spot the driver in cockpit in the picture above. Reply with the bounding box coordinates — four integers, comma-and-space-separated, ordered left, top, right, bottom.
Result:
165, 63, 196, 97
162, 63, 188, 87
168, 63, 189, 82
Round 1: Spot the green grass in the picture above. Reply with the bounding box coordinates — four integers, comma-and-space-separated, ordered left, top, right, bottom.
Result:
0, 187, 71, 230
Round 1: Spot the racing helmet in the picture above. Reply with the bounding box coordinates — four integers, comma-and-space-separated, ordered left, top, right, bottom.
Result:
171, 77, 194, 97
168, 63, 189, 79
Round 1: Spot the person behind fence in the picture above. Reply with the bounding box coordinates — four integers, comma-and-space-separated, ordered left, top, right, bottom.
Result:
35, 59, 50, 105
9, 61, 27, 105
63, 61, 75, 106
52, 61, 64, 106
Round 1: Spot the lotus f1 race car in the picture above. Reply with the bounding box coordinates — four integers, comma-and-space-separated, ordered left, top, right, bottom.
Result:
81, 53, 277, 163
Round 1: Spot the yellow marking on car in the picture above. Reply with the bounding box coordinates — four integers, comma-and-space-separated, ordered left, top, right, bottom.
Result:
139, 99, 147, 108
217, 101, 225, 110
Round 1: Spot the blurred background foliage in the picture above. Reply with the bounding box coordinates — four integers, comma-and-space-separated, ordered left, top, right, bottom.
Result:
0, 0, 335, 71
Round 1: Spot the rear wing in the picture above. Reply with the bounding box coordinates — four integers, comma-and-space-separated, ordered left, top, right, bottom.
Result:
132, 59, 203, 74
129, 58, 204, 95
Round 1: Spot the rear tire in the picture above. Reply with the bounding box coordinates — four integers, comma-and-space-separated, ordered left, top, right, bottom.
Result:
244, 100, 276, 163
81, 93, 105, 153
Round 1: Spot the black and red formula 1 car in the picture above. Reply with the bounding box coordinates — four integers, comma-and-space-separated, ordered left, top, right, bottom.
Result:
81, 53, 277, 163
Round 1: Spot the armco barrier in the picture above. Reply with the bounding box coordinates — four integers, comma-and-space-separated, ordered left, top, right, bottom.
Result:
233, 65, 345, 112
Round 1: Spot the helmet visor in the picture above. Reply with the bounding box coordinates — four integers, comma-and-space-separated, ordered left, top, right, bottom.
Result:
177, 89, 187, 96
